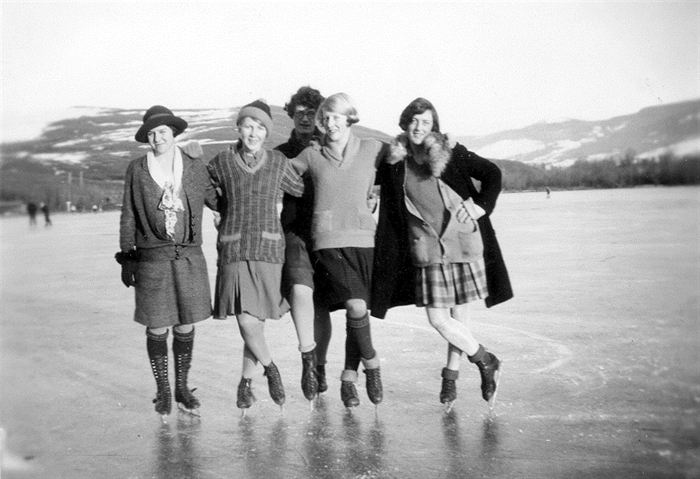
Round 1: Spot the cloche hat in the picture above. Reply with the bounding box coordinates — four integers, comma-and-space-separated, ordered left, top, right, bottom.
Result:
135, 105, 188, 143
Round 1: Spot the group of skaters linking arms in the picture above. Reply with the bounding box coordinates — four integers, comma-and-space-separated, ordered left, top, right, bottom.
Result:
117, 87, 513, 420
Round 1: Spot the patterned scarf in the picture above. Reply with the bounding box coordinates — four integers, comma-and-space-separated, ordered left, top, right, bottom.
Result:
147, 147, 184, 240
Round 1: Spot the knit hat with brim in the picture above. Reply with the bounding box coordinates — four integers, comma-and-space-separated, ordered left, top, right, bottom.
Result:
135, 105, 188, 143
237, 99, 273, 133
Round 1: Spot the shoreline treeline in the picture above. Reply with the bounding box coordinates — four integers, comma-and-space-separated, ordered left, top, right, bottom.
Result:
495, 153, 700, 191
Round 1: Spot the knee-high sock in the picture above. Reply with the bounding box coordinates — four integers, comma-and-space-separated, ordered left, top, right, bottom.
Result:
345, 313, 375, 371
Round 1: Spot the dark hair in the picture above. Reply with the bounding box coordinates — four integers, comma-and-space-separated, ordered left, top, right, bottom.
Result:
398, 97, 441, 133
284, 86, 325, 118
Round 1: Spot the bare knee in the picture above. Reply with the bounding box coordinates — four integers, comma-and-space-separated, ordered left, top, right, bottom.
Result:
345, 299, 367, 318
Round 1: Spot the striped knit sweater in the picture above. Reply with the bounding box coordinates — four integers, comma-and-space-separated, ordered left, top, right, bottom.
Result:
207, 146, 304, 266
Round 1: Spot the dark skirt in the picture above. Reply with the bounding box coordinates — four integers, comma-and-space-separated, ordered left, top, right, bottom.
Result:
312, 247, 373, 312
214, 260, 289, 320
415, 259, 488, 309
282, 230, 315, 295
134, 248, 212, 328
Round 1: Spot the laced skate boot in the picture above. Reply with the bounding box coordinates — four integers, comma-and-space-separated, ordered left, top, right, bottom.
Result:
300, 350, 319, 402
361, 355, 383, 406
316, 365, 328, 393
237, 378, 256, 416
263, 362, 286, 409
147, 330, 171, 421
469, 345, 502, 409
440, 368, 459, 413
173, 329, 200, 416
340, 370, 360, 409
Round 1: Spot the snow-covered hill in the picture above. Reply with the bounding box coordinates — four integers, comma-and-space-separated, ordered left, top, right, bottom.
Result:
458, 99, 699, 167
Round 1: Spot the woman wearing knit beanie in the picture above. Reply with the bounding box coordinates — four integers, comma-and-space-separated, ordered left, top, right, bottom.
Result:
207, 99, 304, 414
291, 92, 390, 410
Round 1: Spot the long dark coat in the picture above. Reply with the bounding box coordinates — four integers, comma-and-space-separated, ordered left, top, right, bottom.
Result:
370, 141, 513, 319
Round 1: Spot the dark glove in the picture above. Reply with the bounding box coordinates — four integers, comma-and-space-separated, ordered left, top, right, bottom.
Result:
115, 251, 138, 288
120, 261, 137, 288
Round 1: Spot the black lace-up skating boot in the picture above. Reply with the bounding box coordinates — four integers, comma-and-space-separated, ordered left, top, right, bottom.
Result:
147, 329, 171, 420
173, 328, 200, 415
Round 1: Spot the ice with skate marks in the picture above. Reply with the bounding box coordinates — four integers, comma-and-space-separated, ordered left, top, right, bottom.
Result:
177, 402, 201, 418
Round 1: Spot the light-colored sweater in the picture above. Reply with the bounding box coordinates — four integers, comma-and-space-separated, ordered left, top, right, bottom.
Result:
293, 133, 387, 251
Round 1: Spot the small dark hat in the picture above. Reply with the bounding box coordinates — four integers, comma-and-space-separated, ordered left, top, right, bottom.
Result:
134, 105, 188, 143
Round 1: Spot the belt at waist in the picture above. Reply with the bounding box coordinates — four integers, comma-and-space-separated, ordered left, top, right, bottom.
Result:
138, 245, 203, 262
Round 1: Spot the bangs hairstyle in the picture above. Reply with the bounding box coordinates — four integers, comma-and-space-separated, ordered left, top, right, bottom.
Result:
315, 92, 360, 127
284, 86, 325, 118
399, 97, 441, 133
236, 116, 266, 129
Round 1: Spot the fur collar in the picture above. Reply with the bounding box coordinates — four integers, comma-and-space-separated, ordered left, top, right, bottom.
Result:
388, 132, 452, 177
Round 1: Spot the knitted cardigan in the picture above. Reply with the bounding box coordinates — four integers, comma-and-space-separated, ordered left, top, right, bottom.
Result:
207, 146, 304, 266
119, 149, 218, 252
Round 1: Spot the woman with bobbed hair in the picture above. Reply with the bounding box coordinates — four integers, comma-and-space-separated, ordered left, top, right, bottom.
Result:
292, 92, 389, 410
371, 97, 513, 412
118, 105, 218, 420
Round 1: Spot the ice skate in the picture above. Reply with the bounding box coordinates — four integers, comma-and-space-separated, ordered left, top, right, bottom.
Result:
440, 368, 458, 413
316, 364, 328, 394
300, 350, 319, 405
264, 361, 286, 413
173, 329, 200, 417
237, 377, 256, 417
340, 370, 360, 410
147, 330, 171, 422
362, 356, 383, 408
470, 346, 501, 411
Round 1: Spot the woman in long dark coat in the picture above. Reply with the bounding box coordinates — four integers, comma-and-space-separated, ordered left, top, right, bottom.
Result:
118, 106, 217, 421
371, 98, 513, 411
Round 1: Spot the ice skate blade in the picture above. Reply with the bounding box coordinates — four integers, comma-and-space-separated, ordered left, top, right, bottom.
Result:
487, 362, 503, 412
444, 400, 456, 414
159, 414, 169, 424
177, 403, 201, 417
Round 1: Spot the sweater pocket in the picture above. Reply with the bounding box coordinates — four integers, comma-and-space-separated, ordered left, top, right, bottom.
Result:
313, 210, 333, 234
410, 237, 431, 265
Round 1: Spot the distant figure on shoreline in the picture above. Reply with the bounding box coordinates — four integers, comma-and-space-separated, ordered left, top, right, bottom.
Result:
546, 186, 551, 198
39, 202, 52, 226
27, 202, 38, 226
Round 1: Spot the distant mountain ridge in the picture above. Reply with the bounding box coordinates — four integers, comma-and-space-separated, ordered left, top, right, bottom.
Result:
1, 99, 698, 186
457, 98, 699, 167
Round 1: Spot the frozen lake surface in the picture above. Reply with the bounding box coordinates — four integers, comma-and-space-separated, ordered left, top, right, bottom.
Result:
1, 186, 698, 478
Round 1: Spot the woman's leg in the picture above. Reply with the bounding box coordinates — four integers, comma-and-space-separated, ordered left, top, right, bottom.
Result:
236, 313, 285, 406
289, 284, 316, 352
344, 299, 382, 405
146, 327, 171, 418
172, 324, 199, 412
426, 305, 479, 357
236, 313, 272, 366
289, 284, 319, 401
314, 305, 331, 393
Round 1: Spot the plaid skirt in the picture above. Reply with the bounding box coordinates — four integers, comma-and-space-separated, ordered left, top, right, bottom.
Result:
416, 259, 488, 308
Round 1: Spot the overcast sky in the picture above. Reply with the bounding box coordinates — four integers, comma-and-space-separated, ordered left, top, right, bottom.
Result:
1, 1, 698, 142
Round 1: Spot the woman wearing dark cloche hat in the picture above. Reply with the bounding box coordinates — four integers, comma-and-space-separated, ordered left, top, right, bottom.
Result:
207, 99, 305, 415
118, 105, 218, 421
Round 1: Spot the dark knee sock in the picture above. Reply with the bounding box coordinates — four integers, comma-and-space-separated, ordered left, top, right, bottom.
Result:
146, 329, 168, 358
173, 327, 195, 356
346, 313, 376, 366
344, 324, 362, 371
